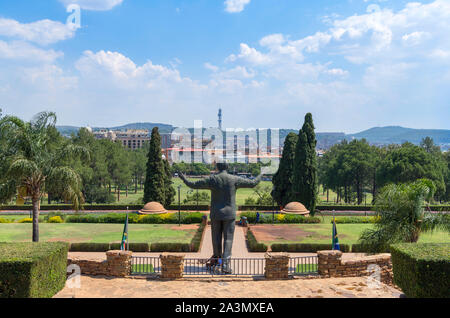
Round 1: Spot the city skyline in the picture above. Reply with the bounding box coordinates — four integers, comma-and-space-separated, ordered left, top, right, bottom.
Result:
0, 0, 449, 133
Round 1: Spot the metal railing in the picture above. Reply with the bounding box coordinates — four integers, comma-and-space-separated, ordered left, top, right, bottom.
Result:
131, 256, 319, 276
289, 256, 319, 276
131, 256, 160, 275
183, 258, 265, 276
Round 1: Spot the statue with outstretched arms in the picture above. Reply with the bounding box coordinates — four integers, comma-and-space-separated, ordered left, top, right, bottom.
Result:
178, 162, 262, 273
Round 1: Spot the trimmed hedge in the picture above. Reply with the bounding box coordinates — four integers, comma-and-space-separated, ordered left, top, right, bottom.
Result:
390, 243, 450, 298
2, 204, 448, 212
109, 243, 150, 252
0, 204, 210, 211
246, 228, 268, 252
351, 243, 390, 253
331, 216, 380, 224
0, 242, 69, 298
69, 243, 110, 252
239, 212, 321, 224
271, 243, 350, 253
190, 223, 206, 252
150, 242, 191, 252
65, 212, 205, 224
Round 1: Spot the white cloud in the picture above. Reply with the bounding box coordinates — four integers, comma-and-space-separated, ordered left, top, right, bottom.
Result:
204, 62, 219, 72
59, 0, 123, 11
0, 18, 75, 45
224, 0, 251, 13
0, 40, 63, 63
226, 43, 272, 65
402, 31, 430, 46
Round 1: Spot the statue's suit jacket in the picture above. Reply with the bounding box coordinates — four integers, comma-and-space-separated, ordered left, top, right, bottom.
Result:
180, 171, 262, 221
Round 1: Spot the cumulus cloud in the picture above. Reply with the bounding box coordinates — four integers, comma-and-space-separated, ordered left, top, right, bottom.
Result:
0, 40, 63, 63
0, 18, 75, 45
59, 0, 123, 11
224, 0, 251, 13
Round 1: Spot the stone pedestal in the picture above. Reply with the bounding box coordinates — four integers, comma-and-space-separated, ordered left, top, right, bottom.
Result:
317, 250, 342, 277
264, 253, 290, 280
106, 250, 133, 277
160, 254, 185, 279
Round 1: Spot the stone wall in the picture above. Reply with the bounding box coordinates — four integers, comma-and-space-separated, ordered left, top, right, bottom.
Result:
265, 253, 290, 280
317, 250, 393, 285
68, 250, 132, 277
160, 254, 185, 279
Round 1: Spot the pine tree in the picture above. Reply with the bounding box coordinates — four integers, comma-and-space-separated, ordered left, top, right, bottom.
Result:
292, 113, 318, 215
163, 158, 176, 207
143, 127, 166, 204
272, 132, 298, 206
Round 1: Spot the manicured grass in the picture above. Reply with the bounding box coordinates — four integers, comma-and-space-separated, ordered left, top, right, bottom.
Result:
254, 224, 450, 245
132, 264, 155, 274
295, 264, 318, 273
0, 223, 198, 243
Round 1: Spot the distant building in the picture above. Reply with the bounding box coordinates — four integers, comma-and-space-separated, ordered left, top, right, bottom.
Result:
93, 129, 150, 150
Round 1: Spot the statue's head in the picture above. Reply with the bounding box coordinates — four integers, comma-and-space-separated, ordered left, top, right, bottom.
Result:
216, 162, 229, 172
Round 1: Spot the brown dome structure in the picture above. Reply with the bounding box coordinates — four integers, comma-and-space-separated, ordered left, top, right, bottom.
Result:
282, 202, 310, 216
139, 202, 168, 215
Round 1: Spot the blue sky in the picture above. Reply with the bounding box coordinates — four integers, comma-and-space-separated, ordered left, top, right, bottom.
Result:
0, 0, 448, 133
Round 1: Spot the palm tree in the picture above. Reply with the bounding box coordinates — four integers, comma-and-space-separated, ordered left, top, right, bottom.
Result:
0, 112, 90, 242
359, 179, 450, 252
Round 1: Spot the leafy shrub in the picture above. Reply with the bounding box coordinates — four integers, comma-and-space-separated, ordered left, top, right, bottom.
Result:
47, 216, 64, 223
0, 218, 12, 223
390, 243, 450, 298
246, 228, 268, 252
43, 212, 67, 222
271, 243, 350, 253
0, 242, 69, 298
69, 243, 110, 252
83, 186, 115, 204
18, 218, 33, 223
239, 212, 321, 224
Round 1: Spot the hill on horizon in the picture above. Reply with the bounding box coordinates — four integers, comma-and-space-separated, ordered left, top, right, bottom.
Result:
349, 126, 450, 148
56, 123, 450, 151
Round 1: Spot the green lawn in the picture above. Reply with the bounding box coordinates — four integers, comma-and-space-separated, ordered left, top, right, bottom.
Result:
0, 223, 198, 243
13, 178, 371, 207
101, 181, 374, 206
255, 224, 450, 245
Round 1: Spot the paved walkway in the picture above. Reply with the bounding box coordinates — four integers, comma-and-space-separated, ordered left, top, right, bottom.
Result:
54, 275, 402, 298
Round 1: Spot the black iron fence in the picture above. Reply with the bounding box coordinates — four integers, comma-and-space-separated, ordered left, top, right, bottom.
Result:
183, 258, 265, 276
131, 256, 319, 276
131, 256, 160, 275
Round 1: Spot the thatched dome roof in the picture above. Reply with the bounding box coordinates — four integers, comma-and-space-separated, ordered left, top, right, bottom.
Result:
282, 202, 310, 216
139, 202, 167, 215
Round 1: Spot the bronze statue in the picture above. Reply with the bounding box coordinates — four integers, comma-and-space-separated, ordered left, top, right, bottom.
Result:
178, 162, 262, 273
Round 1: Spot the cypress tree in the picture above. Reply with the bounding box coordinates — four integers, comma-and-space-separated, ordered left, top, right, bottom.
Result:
163, 158, 176, 207
292, 113, 318, 215
272, 132, 298, 206
143, 127, 166, 204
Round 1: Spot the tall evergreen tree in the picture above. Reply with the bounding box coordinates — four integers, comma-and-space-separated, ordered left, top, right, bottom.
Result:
292, 113, 318, 214
163, 158, 176, 207
143, 127, 166, 204
272, 132, 298, 206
